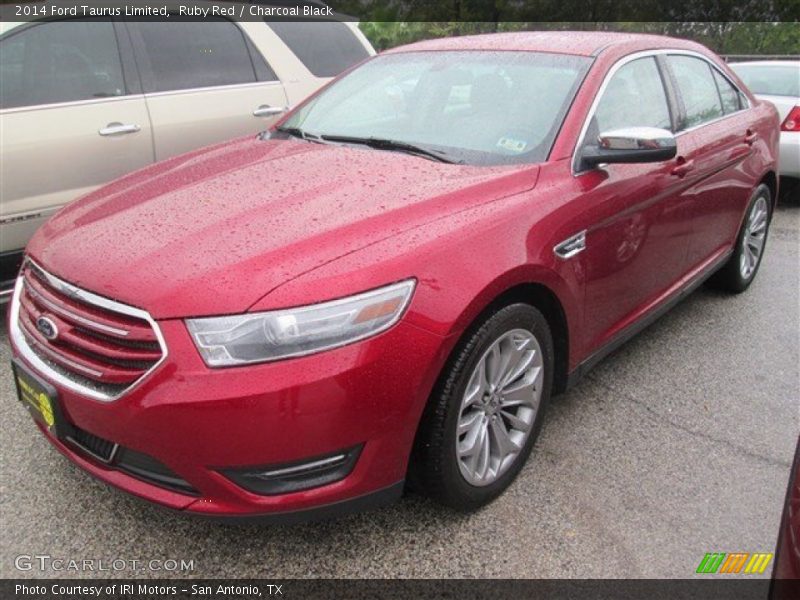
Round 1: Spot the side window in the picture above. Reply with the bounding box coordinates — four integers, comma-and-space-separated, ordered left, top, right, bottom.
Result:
668, 55, 724, 129
129, 19, 275, 93
0, 20, 125, 109
268, 22, 369, 78
712, 69, 742, 114
592, 57, 672, 136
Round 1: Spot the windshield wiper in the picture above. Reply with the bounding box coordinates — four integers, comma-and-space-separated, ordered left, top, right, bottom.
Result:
319, 135, 461, 164
274, 126, 321, 142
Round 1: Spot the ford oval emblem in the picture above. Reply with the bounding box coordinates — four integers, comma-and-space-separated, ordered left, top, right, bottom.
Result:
36, 316, 58, 341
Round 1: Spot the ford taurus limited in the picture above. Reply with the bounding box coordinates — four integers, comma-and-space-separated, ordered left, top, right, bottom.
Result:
8, 32, 779, 520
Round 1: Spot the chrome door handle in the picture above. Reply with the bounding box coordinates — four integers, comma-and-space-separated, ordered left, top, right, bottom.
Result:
253, 105, 287, 117
99, 123, 141, 136
670, 158, 695, 178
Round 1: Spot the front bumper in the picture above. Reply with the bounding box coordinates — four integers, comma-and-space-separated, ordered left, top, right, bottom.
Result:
9, 310, 448, 519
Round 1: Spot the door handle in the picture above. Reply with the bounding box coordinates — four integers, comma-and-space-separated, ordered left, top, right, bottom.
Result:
744, 129, 758, 146
99, 123, 141, 136
670, 157, 695, 178
253, 105, 287, 117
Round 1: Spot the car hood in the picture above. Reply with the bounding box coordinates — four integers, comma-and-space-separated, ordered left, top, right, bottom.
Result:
28, 137, 538, 319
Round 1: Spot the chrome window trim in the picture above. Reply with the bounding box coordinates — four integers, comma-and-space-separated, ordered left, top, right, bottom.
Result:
571, 49, 752, 175
0, 93, 146, 115
142, 80, 283, 99
0, 80, 285, 114
8, 259, 168, 402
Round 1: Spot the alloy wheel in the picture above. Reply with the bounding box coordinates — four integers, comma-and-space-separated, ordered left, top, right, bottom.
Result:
456, 328, 544, 486
740, 195, 769, 280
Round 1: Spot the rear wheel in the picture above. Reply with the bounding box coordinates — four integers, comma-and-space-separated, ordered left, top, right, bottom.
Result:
410, 303, 553, 510
708, 183, 772, 293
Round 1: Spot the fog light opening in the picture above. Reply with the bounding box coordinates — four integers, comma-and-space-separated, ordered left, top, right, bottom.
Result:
222, 445, 363, 496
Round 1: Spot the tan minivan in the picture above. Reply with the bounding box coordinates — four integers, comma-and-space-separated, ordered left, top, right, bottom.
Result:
0, 15, 374, 300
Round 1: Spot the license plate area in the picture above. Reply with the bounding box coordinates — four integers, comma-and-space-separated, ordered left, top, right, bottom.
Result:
12, 359, 72, 440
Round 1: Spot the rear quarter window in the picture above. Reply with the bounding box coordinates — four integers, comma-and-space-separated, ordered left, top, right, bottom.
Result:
267, 21, 369, 78
712, 69, 743, 114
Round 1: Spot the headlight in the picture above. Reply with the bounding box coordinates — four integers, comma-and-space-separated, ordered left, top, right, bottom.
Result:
185, 279, 416, 366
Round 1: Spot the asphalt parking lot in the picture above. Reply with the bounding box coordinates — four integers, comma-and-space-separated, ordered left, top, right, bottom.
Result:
0, 199, 797, 580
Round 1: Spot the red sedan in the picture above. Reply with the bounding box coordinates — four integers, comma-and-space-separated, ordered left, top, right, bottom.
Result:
8, 32, 779, 520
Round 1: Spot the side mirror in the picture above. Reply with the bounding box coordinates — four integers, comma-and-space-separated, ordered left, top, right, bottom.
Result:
579, 127, 677, 170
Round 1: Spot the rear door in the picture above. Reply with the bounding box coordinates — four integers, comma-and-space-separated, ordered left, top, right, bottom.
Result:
263, 21, 373, 105
126, 18, 288, 161
0, 19, 153, 257
665, 54, 755, 269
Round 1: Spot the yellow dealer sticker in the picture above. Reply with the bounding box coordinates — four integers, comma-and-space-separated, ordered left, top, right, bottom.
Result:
16, 370, 55, 429
37, 392, 55, 427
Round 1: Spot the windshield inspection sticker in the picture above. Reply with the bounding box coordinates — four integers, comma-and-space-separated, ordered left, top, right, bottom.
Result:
496, 136, 528, 154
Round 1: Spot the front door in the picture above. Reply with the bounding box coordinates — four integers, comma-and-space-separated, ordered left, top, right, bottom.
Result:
0, 19, 153, 257
571, 55, 695, 355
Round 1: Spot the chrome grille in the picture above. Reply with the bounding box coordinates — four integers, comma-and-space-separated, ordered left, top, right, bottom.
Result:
9, 260, 166, 401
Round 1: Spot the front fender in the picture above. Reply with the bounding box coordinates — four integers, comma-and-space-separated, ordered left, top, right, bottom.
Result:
256, 187, 582, 366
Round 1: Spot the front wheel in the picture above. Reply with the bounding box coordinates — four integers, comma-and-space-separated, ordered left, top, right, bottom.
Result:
708, 183, 772, 293
410, 303, 553, 510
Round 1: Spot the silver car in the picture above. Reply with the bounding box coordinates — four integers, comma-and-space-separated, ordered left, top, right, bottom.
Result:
730, 60, 800, 185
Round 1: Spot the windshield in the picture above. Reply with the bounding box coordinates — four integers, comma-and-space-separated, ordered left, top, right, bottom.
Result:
731, 64, 800, 98
280, 51, 591, 166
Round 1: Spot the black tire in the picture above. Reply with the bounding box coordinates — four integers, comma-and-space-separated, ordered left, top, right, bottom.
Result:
779, 177, 799, 204
708, 183, 772, 293
410, 303, 554, 511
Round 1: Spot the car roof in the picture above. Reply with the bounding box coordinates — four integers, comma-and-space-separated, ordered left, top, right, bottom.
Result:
384, 31, 708, 58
